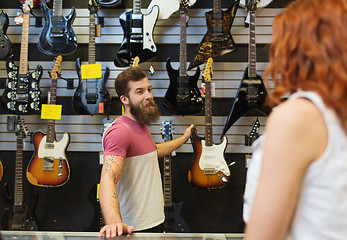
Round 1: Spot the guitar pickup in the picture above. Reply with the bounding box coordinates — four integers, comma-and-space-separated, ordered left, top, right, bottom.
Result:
43, 157, 54, 171
16, 93, 28, 101
204, 168, 217, 175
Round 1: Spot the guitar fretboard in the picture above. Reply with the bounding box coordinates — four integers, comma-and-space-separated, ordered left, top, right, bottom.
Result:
133, 0, 141, 14
89, 13, 96, 64
179, 8, 188, 77
53, 0, 63, 19
14, 137, 24, 207
163, 155, 172, 207
19, 12, 29, 75
47, 76, 58, 144
213, 0, 222, 20
248, 11, 257, 78
204, 81, 213, 146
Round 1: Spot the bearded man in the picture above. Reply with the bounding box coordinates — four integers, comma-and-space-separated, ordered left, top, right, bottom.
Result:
99, 67, 193, 238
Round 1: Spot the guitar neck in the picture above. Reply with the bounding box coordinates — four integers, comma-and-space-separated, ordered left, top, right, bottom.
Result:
163, 155, 172, 207
133, 0, 141, 14
19, 12, 30, 75
205, 81, 213, 146
248, 11, 257, 78
47, 77, 58, 144
213, 0, 222, 20
53, 0, 63, 19
89, 13, 96, 64
14, 138, 24, 207
179, 9, 187, 77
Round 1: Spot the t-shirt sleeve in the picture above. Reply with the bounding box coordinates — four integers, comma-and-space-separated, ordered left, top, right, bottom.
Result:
103, 124, 130, 157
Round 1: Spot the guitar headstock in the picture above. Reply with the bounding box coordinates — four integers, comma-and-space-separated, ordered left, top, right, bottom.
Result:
50, 55, 62, 79
202, 57, 213, 82
16, 116, 29, 139
131, 56, 140, 67
245, 118, 260, 146
21, 0, 34, 13
162, 120, 173, 142
88, 0, 100, 14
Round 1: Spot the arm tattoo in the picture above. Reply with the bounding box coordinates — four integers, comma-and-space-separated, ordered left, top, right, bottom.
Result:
103, 155, 124, 185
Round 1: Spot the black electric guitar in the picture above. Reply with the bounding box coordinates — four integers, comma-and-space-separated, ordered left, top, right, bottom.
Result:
221, 0, 271, 137
1, 116, 39, 231
27, 56, 71, 187
188, 0, 239, 70
164, 0, 203, 116
0, 10, 12, 60
2, 0, 43, 115
73, 0, 111, 115
114, 0, 159, 67
189, 58, 231, 189
37, 0, 77, 55
161, 121, 190, 232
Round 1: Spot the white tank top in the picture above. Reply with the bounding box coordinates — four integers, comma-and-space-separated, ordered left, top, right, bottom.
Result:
243, 91, 347, 240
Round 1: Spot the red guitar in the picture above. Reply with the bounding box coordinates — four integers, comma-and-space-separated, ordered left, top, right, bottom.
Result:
26, 56, 71, 187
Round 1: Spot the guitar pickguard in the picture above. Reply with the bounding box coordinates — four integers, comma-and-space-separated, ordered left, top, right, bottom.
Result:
199, 137, 230, 178
2, 55, 43, 115
37, 133, 69, 160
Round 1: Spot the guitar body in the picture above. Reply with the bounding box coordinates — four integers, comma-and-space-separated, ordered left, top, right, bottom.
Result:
164, 203, 190, 233
114, 5, 159, 67
0, 10, 12, 60
189, 127, 230, 189
26, 131, 70, 187
147, 0, 196, 20
2, 55, 43, 115
188, 2, 238, 70
73, 58, 111, 115
224, 67, 269, 131
37, 1, 77, 55
1, 185, 39, 231
164, 58, 203, 115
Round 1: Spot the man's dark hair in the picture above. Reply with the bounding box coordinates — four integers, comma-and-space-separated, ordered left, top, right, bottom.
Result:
114, 66, 146, 97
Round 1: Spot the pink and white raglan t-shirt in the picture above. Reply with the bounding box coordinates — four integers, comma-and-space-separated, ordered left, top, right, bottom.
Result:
102, 116, 164, 231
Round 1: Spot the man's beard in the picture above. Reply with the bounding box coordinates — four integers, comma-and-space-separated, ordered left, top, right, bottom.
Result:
129, 99, 160, 125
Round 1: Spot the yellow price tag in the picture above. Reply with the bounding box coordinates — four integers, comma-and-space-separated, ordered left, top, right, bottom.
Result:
41, 104, 62, 120
81, 64, 102, 79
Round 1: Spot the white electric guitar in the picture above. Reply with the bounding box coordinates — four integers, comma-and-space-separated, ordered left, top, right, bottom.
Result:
147, 0, 196, 20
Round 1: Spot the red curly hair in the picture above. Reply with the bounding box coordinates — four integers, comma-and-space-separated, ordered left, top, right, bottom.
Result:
265, 0, 347, 131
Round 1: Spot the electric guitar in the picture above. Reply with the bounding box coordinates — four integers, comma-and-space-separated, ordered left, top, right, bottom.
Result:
26, 56, 71, 187
147, 0, 196, 20
2, 116, 39, 231
114, 0, 159, 67
221, 0, 271, 138
189, 58, 231, 189
161, 121, 190, 232
2, 0, 43, 115
37, 0, 78, 55
188, 0, 239, 70
73, 0, 111, 115
0, 10, 12, 60
164, 0, 203, 116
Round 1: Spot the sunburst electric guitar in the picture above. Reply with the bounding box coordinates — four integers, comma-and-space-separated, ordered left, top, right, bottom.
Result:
189, 58, 231, 189
26, 56, 70, 187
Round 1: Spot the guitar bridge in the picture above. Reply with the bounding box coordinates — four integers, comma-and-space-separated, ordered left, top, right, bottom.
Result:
58, 158, 63, 179
204, 168, 217, 175
43, 157, 54, 171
